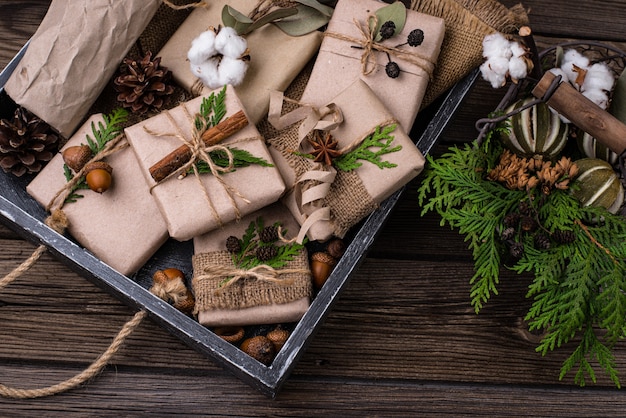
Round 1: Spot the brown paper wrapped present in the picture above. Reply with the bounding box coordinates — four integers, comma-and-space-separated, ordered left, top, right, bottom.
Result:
125, 85, 286, 241
4, 0, 161, 138
192, 203, 311, 327
158, 0, 323, 125
267, 79, 425, 242
26, 114, 169, 276
299, 0, 445, 132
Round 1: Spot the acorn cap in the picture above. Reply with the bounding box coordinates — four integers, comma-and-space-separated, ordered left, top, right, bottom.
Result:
62, 144, 93, 172
312, 252, 336, 266
240, 335, 276, 365
84, 160, 113, 174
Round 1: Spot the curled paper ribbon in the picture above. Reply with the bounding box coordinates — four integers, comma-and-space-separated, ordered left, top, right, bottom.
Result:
268, 91, 345, 242
143, 106, 252, 227
325, 15, 436, 78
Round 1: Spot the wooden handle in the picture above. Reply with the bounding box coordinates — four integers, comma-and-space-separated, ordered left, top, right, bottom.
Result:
148, 110, 249, 182
531, 71, 626, 154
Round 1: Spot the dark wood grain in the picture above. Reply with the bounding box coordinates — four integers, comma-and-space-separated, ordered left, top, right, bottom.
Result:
2, 0, 626, 415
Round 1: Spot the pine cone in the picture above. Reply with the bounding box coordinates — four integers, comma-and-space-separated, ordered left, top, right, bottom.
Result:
256, 245, 278, 262
509, 242, 524, 259
0, 107, 60, 177
552, 230, 576, 244
259, 225, 279, 243
503, 212, 520, 228
534, 233, 551, 250
226, 236, 241, 253
113, 51, 174, 115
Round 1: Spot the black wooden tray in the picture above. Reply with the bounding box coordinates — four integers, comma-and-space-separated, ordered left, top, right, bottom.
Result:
0, 40, 478, 397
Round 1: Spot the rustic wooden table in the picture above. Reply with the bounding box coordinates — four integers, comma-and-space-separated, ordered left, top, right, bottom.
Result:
1, 0, 626, 415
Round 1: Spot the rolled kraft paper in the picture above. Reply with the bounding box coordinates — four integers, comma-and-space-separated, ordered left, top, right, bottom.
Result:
4, 0, 161, 138
532, 71, 626, 154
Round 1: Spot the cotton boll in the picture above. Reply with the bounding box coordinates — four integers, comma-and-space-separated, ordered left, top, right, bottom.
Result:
482, 33, 512, 59
548, 67, 568, 81
486, 56, 510, 76
582, 63, 615, 92
509, 41, 526, 58
508, 56, 529, 81
193, 58, 222, 90
217, 56, 248, 87
480, 61, 506, 88
582, 88, 609, 110
215, 26, 248, 58
561, 49, 590, 85
188, 30, 217, 64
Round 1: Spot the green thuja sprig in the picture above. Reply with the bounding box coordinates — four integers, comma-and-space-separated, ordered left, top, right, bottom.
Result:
418, 123, 626, 388
63, 108, 128, 203
220, 217, 306, 287
333, 124, 402, 172
191, 86, 272, 174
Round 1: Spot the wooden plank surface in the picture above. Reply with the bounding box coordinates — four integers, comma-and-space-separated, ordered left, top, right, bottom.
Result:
1, 0, 626, 415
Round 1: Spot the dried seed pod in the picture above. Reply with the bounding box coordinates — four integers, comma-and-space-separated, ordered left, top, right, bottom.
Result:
84, 161, 113, 193
62, 144, 92, 172
311, 252, 336, 290
240, 335, 276, 365
151, 268, 195, 315
214, 326, 245, 344
266, 327, 290, 352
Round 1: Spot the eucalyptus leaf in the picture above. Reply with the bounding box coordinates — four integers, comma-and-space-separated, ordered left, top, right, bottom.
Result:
609, 67, 626, 124
554, 45, 564, 68
274, 5, 330, 36
293, 0, 334, 17
245, 7, 299, 34
370, 1, 406, 42
222, 5, 253, 35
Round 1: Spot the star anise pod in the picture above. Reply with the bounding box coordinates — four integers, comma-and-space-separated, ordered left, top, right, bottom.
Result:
307, 130, 341, 166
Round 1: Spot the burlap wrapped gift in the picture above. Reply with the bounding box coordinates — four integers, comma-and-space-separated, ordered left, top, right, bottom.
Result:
192, 203, 311, 327
158, 0, 323, 125
4, 0, 162, 138
266, 79, 425, 242
299, 0, 445, 132
125, 85, 286, 241
26, 114, 169, 276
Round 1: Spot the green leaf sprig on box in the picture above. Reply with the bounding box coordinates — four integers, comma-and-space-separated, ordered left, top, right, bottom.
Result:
418, 125, 626, 388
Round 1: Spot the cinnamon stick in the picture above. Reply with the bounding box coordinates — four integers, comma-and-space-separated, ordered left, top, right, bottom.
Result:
149, 110, 249, 182
532, 72, 626, 154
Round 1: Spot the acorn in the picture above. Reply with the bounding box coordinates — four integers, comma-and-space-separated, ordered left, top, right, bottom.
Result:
240, 335, 276, 365
62, 144, 93, 172
310, 252, 336, 290
84, 161, 113, 193
213, 326, 245, 344
163, 267, 184, 281
326, 238, 346, 260
266, 326, 290, 352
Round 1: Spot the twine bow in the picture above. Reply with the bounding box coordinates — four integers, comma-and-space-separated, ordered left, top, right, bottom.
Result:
325, 14, 436, 78
198, 263, 309, 293
143, 106, 252, 227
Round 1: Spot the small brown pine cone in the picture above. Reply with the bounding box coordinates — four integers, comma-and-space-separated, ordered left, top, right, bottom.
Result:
552, 230, 576, 244
520, 216, 537, 232
501, 227, 516, 241
509, 242, 524, 259
226, 236, 241, 253
534, 233, 551, 250
114, 51, 174, 115
259, 225, 279, 243
503, 212, 520, 228
256, 245, 278, 261
0, 107, 60, 176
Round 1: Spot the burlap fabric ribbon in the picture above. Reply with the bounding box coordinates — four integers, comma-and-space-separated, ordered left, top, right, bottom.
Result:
192, 251, 311, 312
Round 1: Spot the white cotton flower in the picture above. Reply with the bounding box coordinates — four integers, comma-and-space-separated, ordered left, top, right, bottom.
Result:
480, 61, 506, 88
508, 56, 529, 80
482, 32, 512, 59
561, 49, 590, 85
582, 88, 609, 110
487, 56, 511, 76
193, 58, 221, 89
548, 67, 568, 81
217, 56, 248, 87
215, 26, 248, 58
582, 62, 615, 92
188, 30, 217, 64
509, 41, 526, 58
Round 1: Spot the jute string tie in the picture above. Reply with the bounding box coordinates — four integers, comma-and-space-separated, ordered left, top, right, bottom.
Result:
143, 105, 253, 227
198, 263, 310, 294
324, 14, 436, 79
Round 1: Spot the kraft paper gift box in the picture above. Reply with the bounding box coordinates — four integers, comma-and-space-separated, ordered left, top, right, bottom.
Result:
158, 0, 323, 125
26, 114, 169, 276
125, 85, 286, 241
300, 0, 445, 132
192, 202, 311, 327
266, 79, 425, 242
4, 0, 161, 139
